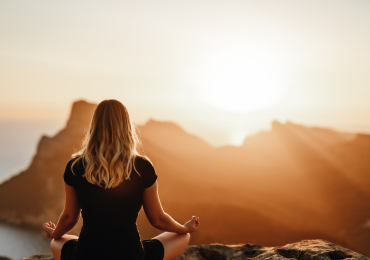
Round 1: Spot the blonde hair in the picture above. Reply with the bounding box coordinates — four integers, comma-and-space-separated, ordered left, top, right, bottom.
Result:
71, 99, 148, 189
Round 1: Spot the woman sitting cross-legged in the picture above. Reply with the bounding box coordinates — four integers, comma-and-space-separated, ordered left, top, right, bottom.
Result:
43, 99, 200, 260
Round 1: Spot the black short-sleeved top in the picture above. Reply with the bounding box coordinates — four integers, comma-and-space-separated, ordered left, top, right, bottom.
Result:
63, 156, 157, 260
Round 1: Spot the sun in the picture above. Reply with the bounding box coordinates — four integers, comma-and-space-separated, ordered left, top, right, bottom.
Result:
195, 46, 287, 113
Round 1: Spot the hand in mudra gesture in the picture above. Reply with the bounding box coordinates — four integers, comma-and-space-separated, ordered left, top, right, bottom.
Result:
184, 216, 200, 233
43, 221, 56, 238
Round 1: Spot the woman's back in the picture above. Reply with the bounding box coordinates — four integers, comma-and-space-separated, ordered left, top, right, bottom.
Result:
64, 156, 157, 260
44, 100, 198, 260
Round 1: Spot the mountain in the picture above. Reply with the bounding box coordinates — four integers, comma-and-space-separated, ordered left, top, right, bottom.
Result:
0, 101, 96, 227
0, 100, 369, 256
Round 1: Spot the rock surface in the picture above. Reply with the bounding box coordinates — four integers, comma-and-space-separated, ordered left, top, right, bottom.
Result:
21, 255, 54, 260
19, 239, 369, 260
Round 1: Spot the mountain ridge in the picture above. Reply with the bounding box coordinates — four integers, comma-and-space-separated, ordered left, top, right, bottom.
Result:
0, 100, 369, 256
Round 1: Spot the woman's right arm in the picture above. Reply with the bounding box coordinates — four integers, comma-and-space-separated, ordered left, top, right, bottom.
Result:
43, 183, 81, 239
143, 181, 199, 234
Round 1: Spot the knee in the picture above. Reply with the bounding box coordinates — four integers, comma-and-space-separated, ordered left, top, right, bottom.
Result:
185, 233, 190, 244
50, 238, 60, 254
50, 239, 56, 251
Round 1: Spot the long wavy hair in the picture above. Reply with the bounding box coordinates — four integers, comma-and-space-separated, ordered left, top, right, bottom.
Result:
71, 99, 148, 189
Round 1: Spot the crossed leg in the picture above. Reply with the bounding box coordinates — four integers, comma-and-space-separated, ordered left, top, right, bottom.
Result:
50, 232, 190, 260
50, 234, 79, 260
152, 232, 190, 260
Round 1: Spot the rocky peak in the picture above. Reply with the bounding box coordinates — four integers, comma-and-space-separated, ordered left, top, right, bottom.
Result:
65, 100, 96, 129
271, 120, 284, 131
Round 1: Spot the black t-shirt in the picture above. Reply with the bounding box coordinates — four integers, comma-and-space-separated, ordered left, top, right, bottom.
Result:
63, 156, 157, 260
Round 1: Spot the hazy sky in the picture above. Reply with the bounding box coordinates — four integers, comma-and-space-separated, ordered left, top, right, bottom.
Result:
1, 0, 370, 146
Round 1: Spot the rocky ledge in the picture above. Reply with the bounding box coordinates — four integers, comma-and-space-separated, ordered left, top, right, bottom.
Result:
18, 239, 369, 260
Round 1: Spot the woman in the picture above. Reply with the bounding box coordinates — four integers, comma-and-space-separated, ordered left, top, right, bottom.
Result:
43, 99, 200, 260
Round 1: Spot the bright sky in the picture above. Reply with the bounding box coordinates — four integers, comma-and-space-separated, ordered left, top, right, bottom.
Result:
1, 0, 370, 146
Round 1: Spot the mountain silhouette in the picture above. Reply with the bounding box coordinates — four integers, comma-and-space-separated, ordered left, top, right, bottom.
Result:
0, 100, 369, 256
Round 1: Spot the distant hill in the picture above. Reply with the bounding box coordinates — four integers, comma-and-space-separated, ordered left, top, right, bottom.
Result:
0, 100, 369, 256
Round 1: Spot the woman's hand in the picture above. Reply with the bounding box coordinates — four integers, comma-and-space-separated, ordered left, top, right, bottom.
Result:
183, 216, 200, 233
43, 221, 56, 239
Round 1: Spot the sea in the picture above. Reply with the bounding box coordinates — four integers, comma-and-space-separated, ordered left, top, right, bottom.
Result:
0, 223, 51, 260
0, 119, 64, 259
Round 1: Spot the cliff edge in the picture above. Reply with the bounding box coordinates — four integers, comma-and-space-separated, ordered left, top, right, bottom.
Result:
19, 239, 369, 260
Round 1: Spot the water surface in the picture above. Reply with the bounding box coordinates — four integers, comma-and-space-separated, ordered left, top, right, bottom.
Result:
0, 223, 51, 260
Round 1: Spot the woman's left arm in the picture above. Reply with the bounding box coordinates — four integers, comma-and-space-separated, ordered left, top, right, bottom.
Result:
43, 183, 81, 239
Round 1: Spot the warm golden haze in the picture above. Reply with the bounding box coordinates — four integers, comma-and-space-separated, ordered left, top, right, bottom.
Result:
1, 0, 370, 146
1, 1, 370, 259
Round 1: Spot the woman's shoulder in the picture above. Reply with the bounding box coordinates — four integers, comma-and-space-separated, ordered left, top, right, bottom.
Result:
64, 156, 84, 186
134, 155, 153, 167
134, 156, 157, 187
66, 156, 85, 175
134, 156, 156, 175
67, 156, 80, 164
66, 156, 81, 166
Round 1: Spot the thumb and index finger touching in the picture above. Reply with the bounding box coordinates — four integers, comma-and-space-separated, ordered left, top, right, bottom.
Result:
43, 222, 56, 232
192, 216, 200, 226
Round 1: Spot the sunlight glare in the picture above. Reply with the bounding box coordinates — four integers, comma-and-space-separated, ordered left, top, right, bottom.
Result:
196, 44, 287, 113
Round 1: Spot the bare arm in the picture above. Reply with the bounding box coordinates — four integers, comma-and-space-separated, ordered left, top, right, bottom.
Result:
43, 183, 81, 239
143, 181, 199, 233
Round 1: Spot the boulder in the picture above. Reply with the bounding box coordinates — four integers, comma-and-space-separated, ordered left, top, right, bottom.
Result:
0, 256, 13, 260
176, 239, 369, 260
